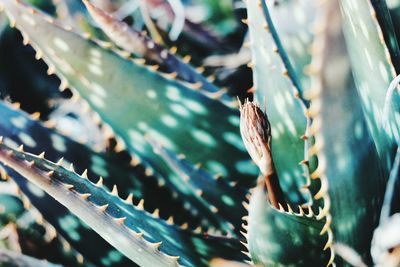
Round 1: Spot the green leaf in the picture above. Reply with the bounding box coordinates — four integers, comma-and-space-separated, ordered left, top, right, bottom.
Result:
246, 0, 310, 205
247, 183, 330, 266
83, 0, 234, 105
146, 137, 249, 235
340, 0, 400, 174
0, 142, 246, 267
1, 0, 258, 189
308, 1, 387, 263
266, 0, 317, 91
0, 193, 25, 226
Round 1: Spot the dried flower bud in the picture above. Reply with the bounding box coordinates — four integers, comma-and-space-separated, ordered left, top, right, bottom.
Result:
239, 101, 274, 176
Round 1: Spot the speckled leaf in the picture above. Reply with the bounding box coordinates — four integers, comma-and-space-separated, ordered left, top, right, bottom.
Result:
83, 0, 233, 105
0, 101, 195, 225
0, 143, 246, 267
340, 0, 400, 174
0, 101, 201, 266
247, 183, 329, 266
14, 206, 94, 267
1, 0, 258, 188
0, 193, 25, 226
266, 0, 317, 91
308, 2, 386, 264
371, 0, 400, 72
246, 0, 309, 205
147, 137, 248, 235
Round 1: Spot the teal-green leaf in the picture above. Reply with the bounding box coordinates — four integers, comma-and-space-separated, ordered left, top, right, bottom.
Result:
247, 183, 330, 266
340, 0, 400, 174
309, 1, 387, 263
1, 0, 258, 188
246, 0, 310, 205
0, 143, 246, 267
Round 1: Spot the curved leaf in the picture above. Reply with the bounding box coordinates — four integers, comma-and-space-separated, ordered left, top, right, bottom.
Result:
246, 0, 310, 205
0, 142, 246, 267
1, 0, 258, 189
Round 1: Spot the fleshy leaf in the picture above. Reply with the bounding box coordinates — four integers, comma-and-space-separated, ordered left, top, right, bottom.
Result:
340, 0, 400, 174
0, 193, 25, 226
266, 0, 317, 91
1, 0, 258, 188
0, 142, 246, 267
83, 0, 233, 105
247, 183, 330, 266
246, 0, 310, 205
0, 100, 196, 225
147, 137, 249, 235
308, 1, 386, 264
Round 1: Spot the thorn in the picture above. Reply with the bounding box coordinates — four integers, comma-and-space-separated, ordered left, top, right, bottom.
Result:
79, 193, 91, 200
81, 169, 88, 179
241, 19, 249, 25
194, 226, 202, 233
125, 193, 133, 204
30, 112, 40, 120
300, 134, 309, 140
164, 72, 178, 79
68, 163, 75, 172
56, 158, 64, 165
137, 199, 144, 210
299, 159, 309, 165
150, 242, 162, 249
166, 255, 180, 261
152, 209, 160, 218
17, 145, 24, 152
129, 229, 144, 237
278, 203, 285, 212
27, 160, 35, 167
182, 55, 191, 63
181, 223, 188, 229
64, 184, 74, 190
114, 217, 126, 224
96, 176, 103, 187
169, 46, 177, 54
97, 204, 109, 212
38, 152, 45, 159
166, 216, 174, 225
111, 185, 119, 196
47, 170, 54, 177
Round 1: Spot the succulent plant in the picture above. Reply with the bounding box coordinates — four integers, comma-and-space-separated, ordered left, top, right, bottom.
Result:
0, 0, 399, 266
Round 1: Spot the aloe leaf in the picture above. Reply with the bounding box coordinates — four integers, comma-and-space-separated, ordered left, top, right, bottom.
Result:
0, 27, 63, 114
246, 0, 310, 205
1, 0, 258, 188
340, 0, 400, 173
0, 101, 204, 266
83, 0, 233, 104
0, 143, 246, 267
0, 193, 25, 226
0, 96, 251, 235
266, 0, 317, 91
0, 100, 196, 223
0, 249, 63, 267
146, 137, 248, 235
308, 1, 386, 264
247, 183, 330, 266
13, 204, 94, 267
371, 0, 400, 72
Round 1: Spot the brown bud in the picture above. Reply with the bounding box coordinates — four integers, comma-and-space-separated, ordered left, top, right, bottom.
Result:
240, 101, 273, 176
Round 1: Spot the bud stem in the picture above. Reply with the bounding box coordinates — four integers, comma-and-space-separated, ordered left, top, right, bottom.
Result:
265, 171, 285, 209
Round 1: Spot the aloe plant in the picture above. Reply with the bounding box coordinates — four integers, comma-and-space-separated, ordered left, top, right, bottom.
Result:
0, 0, 399, 266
